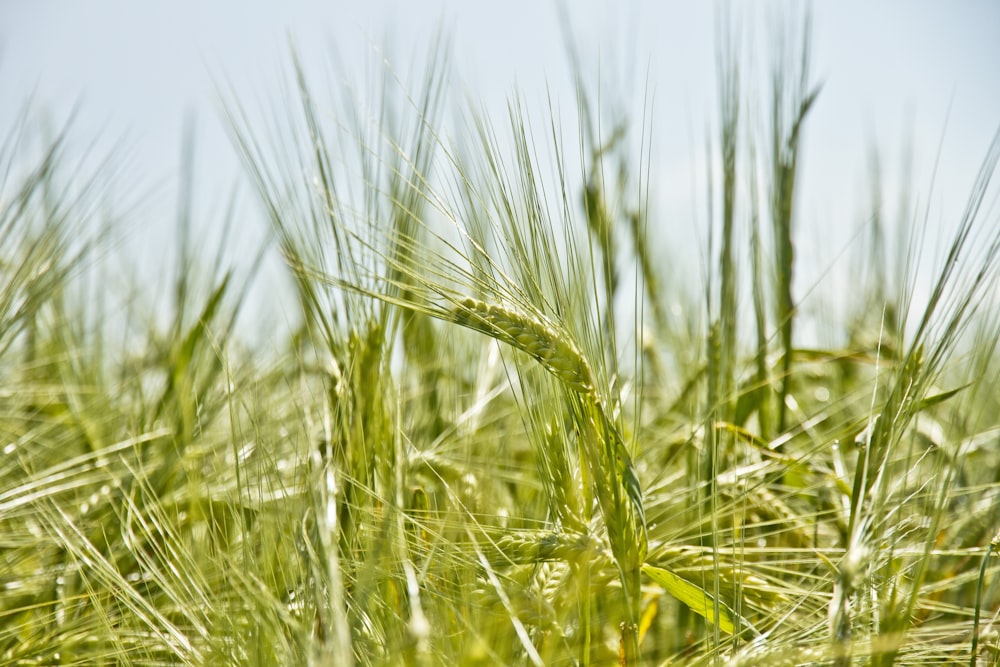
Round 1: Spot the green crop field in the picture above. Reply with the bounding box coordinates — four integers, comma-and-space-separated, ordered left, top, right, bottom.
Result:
2, 9, 999, 666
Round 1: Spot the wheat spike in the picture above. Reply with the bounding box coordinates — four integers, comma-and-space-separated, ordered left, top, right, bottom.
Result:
492, 530, 595, 566
452, 297, 596, 394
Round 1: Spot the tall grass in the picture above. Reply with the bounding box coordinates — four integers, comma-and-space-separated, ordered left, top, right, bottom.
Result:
3, 10, 1000, 667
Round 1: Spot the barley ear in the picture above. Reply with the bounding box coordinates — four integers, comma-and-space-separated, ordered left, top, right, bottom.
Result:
451, 297, 596, 394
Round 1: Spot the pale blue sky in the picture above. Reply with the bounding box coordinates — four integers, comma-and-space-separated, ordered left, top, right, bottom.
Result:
2, 1, 998, 341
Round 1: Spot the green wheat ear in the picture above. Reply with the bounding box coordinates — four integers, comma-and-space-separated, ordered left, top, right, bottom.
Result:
451, 297, 596, 395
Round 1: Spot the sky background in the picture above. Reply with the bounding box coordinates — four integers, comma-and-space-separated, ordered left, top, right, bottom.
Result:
2, 1, 999, 344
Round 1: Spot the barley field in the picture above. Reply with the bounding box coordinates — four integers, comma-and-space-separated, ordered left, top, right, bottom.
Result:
2, 8, 999, 667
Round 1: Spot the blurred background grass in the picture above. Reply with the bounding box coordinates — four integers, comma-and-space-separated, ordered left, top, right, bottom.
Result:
3, 1, 999, 348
